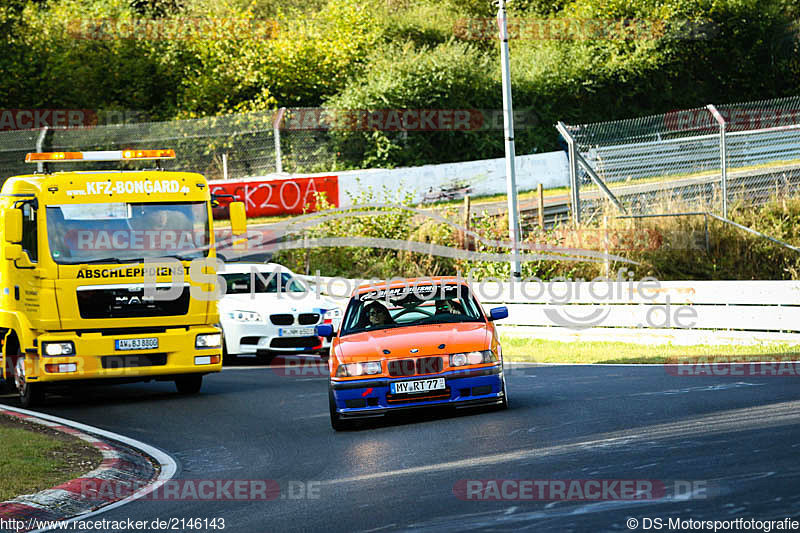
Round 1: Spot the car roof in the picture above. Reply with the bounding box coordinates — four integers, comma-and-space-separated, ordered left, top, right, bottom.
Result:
221, 262, 295, 275
353, 276, 467, 296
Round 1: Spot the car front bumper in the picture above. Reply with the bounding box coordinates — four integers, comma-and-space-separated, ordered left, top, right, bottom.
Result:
222, 321, 330, 354
330, 365, 505, 418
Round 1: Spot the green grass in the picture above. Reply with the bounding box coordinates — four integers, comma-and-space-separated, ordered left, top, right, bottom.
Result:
501, 337, 800, 364
0, 416, 101, 501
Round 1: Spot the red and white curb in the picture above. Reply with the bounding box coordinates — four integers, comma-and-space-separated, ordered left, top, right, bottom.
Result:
0, 406, 177, 533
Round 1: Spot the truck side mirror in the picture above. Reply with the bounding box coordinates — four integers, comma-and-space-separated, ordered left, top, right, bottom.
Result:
229, 201, 247, 236
4, 209, 22, 243
4, 244, 21, 260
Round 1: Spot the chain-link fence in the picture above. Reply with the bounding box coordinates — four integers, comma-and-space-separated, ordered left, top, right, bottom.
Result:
559, 96, 800, 223
0, 110, 341, 183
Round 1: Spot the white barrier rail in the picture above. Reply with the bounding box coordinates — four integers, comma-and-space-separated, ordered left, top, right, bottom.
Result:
304, 277, 800, 334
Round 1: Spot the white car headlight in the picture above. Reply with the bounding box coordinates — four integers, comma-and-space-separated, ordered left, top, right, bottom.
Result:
336, 361, 382, 377
226, 310, 263, 323
449, 350, 496, 367
323, 308, 343, 320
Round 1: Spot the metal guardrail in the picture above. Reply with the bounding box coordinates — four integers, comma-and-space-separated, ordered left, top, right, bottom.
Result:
587, 127, 800, 183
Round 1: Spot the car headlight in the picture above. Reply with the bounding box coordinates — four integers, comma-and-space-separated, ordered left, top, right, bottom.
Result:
336, 361, 382, 377
226, 310, 263, 323
42, 341, 75, 357
449, 350, 496, 367
196, 333, 222, 349
323, 308, 343, 321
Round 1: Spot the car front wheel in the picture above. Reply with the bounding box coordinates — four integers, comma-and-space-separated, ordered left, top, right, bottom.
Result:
329, 387, 350, 431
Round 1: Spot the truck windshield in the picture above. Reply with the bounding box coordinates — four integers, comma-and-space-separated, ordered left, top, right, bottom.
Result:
46, 202, 210, 264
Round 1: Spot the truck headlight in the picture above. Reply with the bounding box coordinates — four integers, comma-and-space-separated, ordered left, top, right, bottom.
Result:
196, 333, 222, 349
226, 310, 263, 323
42, 341, 75, 357
336, 361, 382, 377
449, 350, 496, 367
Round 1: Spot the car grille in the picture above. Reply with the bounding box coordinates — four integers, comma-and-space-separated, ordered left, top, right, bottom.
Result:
298, 313, 320, 325
388, 357, 443, 377
270, 336, 321, 348
101, 353, 167, 369
270, 314, 294, 326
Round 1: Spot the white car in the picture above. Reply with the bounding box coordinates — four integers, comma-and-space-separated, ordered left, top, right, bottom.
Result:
219, 263, 343, 363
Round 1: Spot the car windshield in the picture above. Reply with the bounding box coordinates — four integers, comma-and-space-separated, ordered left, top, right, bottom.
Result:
46, 202, 210, 264
221, 271, 306, 294
340, 284, 483, 336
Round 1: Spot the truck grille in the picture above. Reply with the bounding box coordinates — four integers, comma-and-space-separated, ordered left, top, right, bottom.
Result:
77, 286, 190, 319
101, 353, 167, 369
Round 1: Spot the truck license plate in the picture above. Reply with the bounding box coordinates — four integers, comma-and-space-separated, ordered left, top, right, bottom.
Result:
115, 338, 158, 351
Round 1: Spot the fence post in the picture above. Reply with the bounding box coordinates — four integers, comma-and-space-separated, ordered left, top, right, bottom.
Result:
555, 121, 580, 225
707, 104, 728, 218
35, 126, 48, 173
273, 107, 286, 173
463, 194, 471, 249
537, 183, 544, 228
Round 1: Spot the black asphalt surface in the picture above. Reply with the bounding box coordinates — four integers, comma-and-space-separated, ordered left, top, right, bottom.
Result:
4, 361, 800, 532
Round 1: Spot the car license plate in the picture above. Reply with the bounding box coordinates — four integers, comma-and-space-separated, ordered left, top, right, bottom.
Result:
115, 338, 158, 351
391, 378, 445, 394
279, 327, 315, 337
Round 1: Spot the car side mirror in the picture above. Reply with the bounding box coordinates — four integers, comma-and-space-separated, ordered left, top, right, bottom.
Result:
316, 324, 334, 340
489, 306, 508, 321
4, 209, 22, 243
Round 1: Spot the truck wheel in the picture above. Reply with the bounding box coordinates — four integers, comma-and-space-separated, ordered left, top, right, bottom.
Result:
15, 357, 44, 408
222, 343, 236, 366
175, 375, 203, 395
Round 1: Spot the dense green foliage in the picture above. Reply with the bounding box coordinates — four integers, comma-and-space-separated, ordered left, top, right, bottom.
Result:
2, 0, 799, 168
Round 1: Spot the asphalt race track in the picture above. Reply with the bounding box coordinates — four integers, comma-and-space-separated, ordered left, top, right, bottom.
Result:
4, 362, 800, 532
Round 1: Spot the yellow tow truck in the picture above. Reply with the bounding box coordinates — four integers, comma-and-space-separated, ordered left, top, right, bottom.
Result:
0, 149, 246, 406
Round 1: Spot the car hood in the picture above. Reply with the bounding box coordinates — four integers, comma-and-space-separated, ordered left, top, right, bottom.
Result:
219, 292, 340, 312
336, 322, 489, 362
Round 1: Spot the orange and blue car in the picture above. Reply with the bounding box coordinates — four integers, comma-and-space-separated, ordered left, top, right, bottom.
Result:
316, 277, 509, 430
